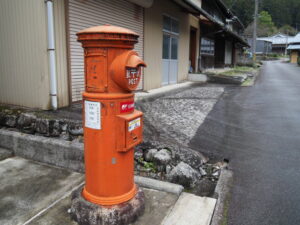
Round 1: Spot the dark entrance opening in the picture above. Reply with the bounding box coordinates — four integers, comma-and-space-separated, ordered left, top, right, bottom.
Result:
189, 27, 197, 72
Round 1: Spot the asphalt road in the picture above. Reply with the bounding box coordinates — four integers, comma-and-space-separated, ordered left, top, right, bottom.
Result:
189, 61, 300, 225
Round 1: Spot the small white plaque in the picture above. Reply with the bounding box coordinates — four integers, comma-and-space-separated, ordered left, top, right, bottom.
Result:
85, 100, 101, 130
128, 117, 141, 132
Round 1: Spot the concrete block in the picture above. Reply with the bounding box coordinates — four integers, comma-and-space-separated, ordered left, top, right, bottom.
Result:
0, 129, 84, 172
135, 176, 184, 196
210, 169, 233, 225
135, 82, 196, 102
188, 74, 208, 82
161, 193, 216, 225
0, 147, 13, 160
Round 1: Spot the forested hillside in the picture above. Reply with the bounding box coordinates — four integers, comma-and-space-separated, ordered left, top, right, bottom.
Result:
223, 0, 300, 32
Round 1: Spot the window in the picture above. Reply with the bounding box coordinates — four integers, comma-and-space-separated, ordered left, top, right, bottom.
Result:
163, 34, 170, 59
200, 38, 215, 55
163, 15, 179, 35
162, 15, 179, 60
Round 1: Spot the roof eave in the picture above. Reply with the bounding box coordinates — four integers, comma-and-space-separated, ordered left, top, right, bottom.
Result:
173, 0, 249, 47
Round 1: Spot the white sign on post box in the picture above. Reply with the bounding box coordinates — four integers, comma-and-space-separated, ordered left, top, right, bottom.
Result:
85, 100, 101, 130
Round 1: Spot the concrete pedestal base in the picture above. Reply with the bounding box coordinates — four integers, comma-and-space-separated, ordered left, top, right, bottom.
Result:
70, 187, 145, 225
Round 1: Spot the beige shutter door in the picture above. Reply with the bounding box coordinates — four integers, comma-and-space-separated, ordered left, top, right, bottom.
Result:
69, 0, 144, 102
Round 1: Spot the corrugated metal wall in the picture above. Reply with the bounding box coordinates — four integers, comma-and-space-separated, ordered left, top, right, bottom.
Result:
0, 0, 50, 109
0, 0, 69, 109
68, 0, 144, 102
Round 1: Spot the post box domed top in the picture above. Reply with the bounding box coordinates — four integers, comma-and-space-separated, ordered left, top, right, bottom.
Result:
78, 25, 138, 36
77, 25, 139, 44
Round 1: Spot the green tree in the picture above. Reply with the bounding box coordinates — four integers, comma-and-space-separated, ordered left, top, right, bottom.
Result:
244, 10, 277, 37
222, 0, 300, 31
258, 11, 277, 36
279, 25, 297, 36
223, 0, 254, 27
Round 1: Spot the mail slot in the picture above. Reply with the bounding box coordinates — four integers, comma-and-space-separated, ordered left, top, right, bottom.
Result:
117, 110, 143, 152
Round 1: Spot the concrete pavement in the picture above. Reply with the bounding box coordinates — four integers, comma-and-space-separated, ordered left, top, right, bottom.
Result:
0, 156, 217, 225
0, 157, 84, 225
190, 61, 300, 225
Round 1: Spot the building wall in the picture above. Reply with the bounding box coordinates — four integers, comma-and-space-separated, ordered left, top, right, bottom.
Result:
0, 0, 49, 109
290, 51, 299, 63
144, 0, 190, 91
0, 0, 68, 109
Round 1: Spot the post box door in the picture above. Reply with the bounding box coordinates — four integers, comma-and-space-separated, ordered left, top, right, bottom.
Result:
85, 49, 108, 92
117, 110, 143, 152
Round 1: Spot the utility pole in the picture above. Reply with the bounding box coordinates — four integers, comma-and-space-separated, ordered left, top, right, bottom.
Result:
252, 0, 258, 63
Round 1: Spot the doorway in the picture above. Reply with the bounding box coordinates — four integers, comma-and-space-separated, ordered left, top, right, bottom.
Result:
162, 15, 179, 86
189, 27, 197, 72
162, 33, 178, 85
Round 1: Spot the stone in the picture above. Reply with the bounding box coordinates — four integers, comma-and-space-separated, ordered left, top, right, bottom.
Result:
167, 162, 201, 188
5, 114, 18, 127
212, 171, 220, 177
166, 165, 172, 174
60, 122, 68, 132
134, 149, 143, 161
144, 148, 158, 162
17, 113, 36, 134
0, 111, 6, 125
70, 187, 145, 225
153, 149, 171, 166
199, 167, 207, 176
68, 123, 83, 136
194, 179, 216, 197
35, 118, 49, 135
167, 144, 205, 169
35, 119, 61, 137
49, 120, 61, 137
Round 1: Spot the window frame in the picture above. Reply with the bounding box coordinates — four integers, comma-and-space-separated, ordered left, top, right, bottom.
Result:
162, 14, 179, 36
200, 38, 215, 56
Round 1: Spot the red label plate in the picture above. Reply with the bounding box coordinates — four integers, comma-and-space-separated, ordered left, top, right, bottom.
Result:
120, 101, 134, 113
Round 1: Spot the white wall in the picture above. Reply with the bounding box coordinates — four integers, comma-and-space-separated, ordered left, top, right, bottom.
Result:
0, 0, 68, 109
144, 0, 191, 91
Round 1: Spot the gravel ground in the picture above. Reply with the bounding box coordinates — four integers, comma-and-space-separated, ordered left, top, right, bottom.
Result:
138, 86, 224, 146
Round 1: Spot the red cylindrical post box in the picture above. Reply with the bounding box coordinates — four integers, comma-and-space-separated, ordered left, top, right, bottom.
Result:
77, 25, 146, 206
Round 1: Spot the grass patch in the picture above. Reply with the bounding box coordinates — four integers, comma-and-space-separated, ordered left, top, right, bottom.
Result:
221, 195, 230, 225
234, 66, 255, 72
241, 78, 254, 86
220, 70, 244, 76
33, 112, 58, 120
143, 161, 157, 173
220, 178, 233, 225
0, 105, 25, 115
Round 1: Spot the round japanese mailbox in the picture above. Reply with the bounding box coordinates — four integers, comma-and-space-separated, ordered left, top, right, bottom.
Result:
77, 25, 146, 206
